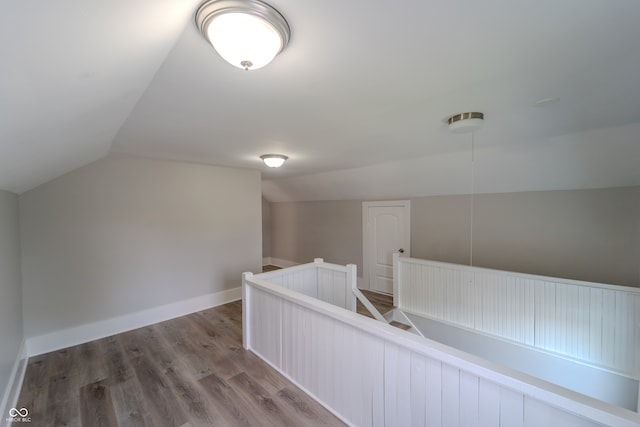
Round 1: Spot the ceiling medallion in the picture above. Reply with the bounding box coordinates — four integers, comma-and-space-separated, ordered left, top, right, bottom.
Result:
447, 112, 485, 133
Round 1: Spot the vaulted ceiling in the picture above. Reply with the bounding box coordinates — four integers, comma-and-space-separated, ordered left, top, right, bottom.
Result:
2, 0, 640, 200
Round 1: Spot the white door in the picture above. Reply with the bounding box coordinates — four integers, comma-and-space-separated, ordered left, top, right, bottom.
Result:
363, 201, 410, 294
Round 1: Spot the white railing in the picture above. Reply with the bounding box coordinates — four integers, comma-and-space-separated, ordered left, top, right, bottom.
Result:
393, 254, 640, 380
255, 258, 357, 311
253, 259, 387, 322
242, 273, 640, 426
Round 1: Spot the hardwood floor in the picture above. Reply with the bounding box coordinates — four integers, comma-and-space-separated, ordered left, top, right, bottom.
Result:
17, 300, 347, 427
356, 289, 394, 319
17, 266, 396, 427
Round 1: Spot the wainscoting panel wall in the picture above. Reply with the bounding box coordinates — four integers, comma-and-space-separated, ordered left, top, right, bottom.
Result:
395, 255, 640, 379
244, 273, 640, 426
255, 259, 356, 312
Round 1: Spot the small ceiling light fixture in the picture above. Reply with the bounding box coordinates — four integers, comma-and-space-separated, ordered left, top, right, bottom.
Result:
195, 0, 290, 70
260, 154, 288, 168
447, 112, 485, 134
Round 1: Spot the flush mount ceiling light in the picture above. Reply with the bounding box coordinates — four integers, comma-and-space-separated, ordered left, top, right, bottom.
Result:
260, 154, 288, 168
447, 112, 485, 134
195, 0, 290, 70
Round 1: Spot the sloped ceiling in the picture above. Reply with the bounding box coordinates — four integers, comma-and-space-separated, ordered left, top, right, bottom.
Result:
0, 0, 201, 193
2, 0, 640, 200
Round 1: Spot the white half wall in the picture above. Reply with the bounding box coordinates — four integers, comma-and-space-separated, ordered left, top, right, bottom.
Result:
19, 157, 262, 344
0, 190, 25, 420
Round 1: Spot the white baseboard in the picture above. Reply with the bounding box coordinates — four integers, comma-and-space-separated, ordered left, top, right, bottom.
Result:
1, 339, 27, 427
267, 257, 299, 268
26, 287, 242, 357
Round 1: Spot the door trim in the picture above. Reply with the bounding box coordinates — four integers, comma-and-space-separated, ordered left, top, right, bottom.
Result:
362, 200, 411, 292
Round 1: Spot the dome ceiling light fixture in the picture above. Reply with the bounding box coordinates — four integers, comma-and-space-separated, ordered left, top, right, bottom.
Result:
447, 112, 485, 134
260, 154, 288, 168
195, 0, 291, 71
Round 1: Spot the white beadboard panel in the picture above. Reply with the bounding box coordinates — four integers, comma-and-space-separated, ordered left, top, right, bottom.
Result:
424, 356, 443, 426
280, 299, 386, 426
459, 370, 480, 427
523, 397, 605, 427
441, 364, 460, 427
317, 268, 350, 308
383, 344, 413, 427
244, 268, 640, 427
281, 269, 317, 296
254, 260, 356, 312
500, 387, 525, 427
409, 353, 427, 426
403, 310, 638, 411
246, 287, 281, 367
395, 255, 640, 378
478, 379, 501, 427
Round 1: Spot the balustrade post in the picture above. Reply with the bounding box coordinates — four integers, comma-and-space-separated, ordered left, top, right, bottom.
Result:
347, 264, 358, 312
242, 272, 253, 349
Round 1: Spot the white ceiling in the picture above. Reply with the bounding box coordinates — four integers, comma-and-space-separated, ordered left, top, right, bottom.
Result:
2, 0, 640, 200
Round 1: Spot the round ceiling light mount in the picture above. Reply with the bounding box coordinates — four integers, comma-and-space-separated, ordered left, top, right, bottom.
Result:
195, 0, 290, 71
260, 154, 288, 168
447, 112, 485, 133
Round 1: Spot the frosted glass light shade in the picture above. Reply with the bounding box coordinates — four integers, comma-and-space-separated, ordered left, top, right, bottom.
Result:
261, 154, 288, 167
196, 0, 290, 71
206, 13, 282, 70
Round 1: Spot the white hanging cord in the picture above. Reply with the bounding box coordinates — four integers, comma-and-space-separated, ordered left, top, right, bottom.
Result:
470, 131, 475, 267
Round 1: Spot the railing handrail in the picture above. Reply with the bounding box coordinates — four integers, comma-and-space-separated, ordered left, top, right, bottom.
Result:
243, 274, 640, 426
393, 252, 640, 384
395, 253, 640, 294
254, 259, 388, 323
255, 258, 355, 279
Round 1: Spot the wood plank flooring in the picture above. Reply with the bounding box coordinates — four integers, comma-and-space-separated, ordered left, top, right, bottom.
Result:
17, 300, 347, 427
356, 289, 394, 319
17, 267, 395, 427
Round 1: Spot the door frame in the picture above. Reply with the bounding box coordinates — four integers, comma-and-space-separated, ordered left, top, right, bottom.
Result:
362, 200, 411, 292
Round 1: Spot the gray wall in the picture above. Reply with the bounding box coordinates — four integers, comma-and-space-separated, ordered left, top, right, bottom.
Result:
412, 187, 640, 286
262, 197, 271, 258
269, 186, 640, 287
471, 187, 640, 286
20, 157, 262, 339
0, 191, 23, 398
270, 200, 363, 268
411, 195, 472, 266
